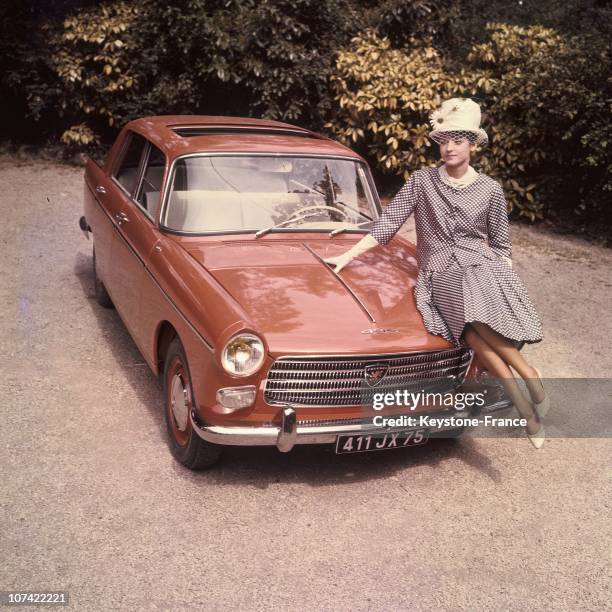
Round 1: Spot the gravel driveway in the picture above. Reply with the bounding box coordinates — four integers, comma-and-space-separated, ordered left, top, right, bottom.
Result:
1, 157, 610, 611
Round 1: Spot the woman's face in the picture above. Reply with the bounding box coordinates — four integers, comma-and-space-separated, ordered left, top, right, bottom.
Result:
439, 136, 476, 167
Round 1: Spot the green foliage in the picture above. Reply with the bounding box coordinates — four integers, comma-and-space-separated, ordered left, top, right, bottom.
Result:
325, 29, 488, 172
325, 24, 611, 224
376, 0, 459, 48
26, 0, 363, 144
49, 1, 139, 145
469, 23, 611, 222
0, 1, 66, 139
235, 0, 362, 122
1, 0, 609, 231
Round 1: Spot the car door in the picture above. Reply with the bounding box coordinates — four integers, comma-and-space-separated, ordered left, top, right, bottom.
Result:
108, 132, 165, 352
85, 157, 116, 288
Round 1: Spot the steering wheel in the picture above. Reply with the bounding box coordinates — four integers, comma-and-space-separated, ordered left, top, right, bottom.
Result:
285, 204, 351, 223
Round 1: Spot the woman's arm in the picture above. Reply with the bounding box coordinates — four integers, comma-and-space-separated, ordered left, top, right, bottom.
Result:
323, 171, 420, 273
487, 182, 513, 267
370, 170, 420, 246
322, 234, 379, 273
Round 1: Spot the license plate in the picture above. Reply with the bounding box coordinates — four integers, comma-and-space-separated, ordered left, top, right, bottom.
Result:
335, 429, 429, 454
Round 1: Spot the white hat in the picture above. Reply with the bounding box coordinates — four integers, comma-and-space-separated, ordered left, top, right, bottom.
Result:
428, 97, 488, 146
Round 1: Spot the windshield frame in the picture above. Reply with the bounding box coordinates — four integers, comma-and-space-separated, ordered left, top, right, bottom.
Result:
158, 152, 383, 237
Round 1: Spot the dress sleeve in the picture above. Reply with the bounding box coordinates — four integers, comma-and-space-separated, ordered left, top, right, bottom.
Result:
487, 182, 512, 259
369, 171, 420, 246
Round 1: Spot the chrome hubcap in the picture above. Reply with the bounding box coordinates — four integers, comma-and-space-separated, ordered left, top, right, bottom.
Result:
170, 373, 189, 432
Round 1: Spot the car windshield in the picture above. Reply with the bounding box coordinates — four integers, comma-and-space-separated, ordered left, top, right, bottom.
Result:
162, 155, 378, 234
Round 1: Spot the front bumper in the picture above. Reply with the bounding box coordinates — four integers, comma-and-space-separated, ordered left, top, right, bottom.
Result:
190, 397, 513, 452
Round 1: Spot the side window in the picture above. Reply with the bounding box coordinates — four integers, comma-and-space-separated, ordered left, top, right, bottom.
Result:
136, 144, 165, 219
114, 132, 146, 195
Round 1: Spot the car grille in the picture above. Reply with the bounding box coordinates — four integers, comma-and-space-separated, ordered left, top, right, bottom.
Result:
263, 347, 473, 407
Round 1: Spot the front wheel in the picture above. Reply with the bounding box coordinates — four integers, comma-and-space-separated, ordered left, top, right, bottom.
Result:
163, 337, 223, 470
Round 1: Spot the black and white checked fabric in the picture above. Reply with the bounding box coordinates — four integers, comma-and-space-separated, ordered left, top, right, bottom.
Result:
369, 166, 544, 347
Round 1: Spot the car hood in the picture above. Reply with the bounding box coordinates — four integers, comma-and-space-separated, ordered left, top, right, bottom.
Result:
183, 238, 452, 355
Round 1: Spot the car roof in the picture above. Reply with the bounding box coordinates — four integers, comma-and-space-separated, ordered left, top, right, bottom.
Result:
124, 115, 365, 162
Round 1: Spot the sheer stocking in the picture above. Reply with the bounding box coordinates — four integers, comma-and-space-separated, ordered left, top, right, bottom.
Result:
469, 321, 545, 404
462, 323, 541, 435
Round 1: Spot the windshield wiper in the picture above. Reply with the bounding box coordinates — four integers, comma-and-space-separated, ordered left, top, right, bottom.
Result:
330, 199, 372, 220
255, 211, 331, 238
328, 220, 373, 237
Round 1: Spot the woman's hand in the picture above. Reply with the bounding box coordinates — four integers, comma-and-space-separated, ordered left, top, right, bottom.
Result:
323, 253, 353, 274
323, 234, 380, 274
502, 255, 513, 268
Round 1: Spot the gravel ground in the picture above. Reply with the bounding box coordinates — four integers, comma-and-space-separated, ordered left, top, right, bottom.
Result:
1, 157, 610, 611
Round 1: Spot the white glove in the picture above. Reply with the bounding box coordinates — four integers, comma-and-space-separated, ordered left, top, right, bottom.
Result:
323, 234, 380, 274
502, 255, 513, 268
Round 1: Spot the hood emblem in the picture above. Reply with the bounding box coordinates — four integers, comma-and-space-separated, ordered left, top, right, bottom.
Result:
364, 363, 389, 387
361, 327, 400, 334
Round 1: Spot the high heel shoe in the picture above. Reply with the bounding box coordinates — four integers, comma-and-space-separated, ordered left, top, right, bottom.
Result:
527, 423, 546, 449
530, 366, 550, 419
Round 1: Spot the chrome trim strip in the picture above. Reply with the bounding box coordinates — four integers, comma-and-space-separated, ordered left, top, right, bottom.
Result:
189, 404, 483, 450
170, 125, 317, 138
266, 348, 473, 360
110, 175, 156, 225
133, 139, 150, 201
265, 375, 469, 390
264, 369, 468, 388
110, 169, 157, 225
265, 383, 461, 397
262, 348, 474, 407
358, 165, 382, 214
265, 368, 470, 384
88, 184, 214, 352
109, 130, 169, 225
302, 242, 375, 323
144, 266, 215, 352
110, 130, 132, 177
295, 411, 455, 428
265, 370, 470, 381
277, 406, 297, 452
265, 354, 471, 375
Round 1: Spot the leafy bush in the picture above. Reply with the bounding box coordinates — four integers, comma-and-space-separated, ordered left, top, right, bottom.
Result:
376, 0, 459, 49
325, 30, 486, 171
469, 23, 611, 223
11, 0, 363, 148
1, 0, 609, 232
325, 24, 611, 224
50, 1, 139, 146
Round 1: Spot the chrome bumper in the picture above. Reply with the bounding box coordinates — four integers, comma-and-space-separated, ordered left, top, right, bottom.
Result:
190, 398, 512, 452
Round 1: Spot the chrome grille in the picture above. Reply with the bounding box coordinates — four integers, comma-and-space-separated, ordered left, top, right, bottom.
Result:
263, 348, 473, 406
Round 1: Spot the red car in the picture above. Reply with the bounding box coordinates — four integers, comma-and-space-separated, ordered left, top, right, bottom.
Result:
81, 115, 510, 469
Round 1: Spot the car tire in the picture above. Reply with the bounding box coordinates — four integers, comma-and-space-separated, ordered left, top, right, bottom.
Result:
93, 245, 114, 308
163, 337, 223, 470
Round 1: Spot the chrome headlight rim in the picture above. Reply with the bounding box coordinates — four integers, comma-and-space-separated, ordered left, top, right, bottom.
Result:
221, 332, 265, 378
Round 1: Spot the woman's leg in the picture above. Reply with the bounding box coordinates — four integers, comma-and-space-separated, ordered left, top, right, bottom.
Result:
463, 324, 541, 435
469, 321, 545, 404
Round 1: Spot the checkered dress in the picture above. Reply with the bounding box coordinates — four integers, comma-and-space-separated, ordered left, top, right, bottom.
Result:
369, 167, 544, 349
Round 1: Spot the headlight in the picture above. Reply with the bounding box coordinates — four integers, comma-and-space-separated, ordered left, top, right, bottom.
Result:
221, 333, 265, 377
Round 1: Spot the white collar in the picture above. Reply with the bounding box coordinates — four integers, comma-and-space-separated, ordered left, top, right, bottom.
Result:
438, 163, 479, 188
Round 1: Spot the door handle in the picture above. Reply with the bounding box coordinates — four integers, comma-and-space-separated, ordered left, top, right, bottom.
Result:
115, 212, 129, 225
95, 185, 106, 194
